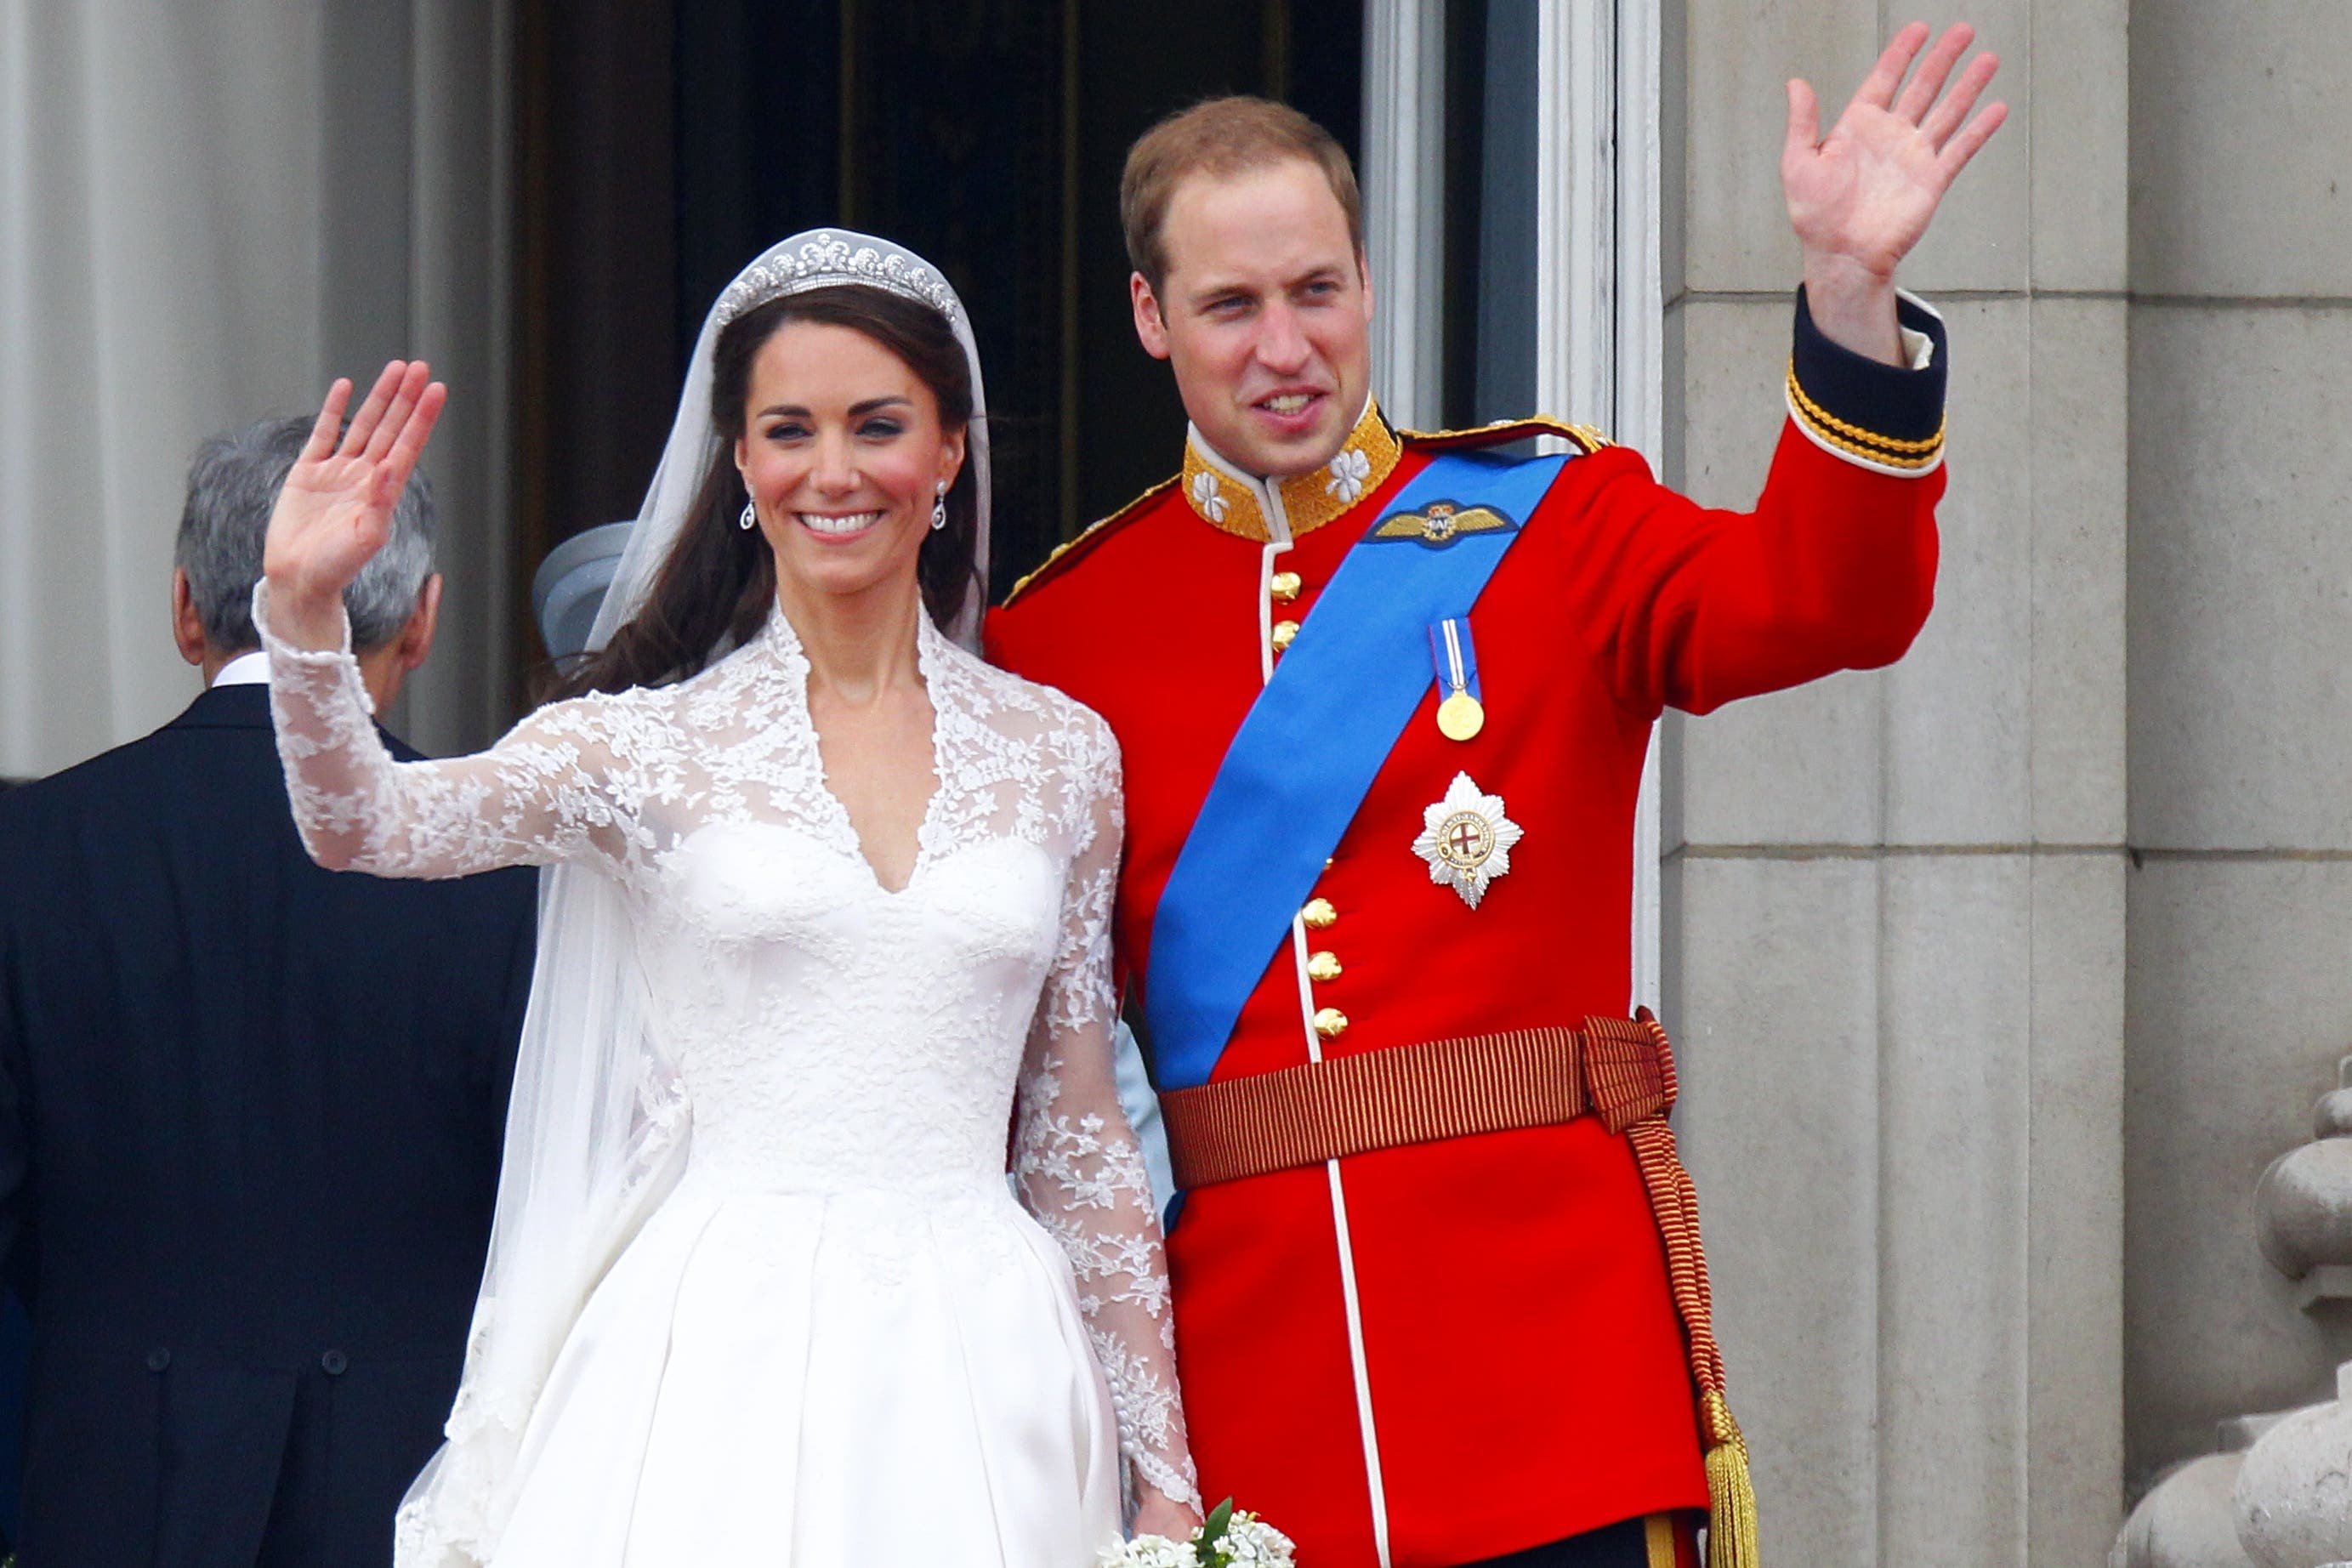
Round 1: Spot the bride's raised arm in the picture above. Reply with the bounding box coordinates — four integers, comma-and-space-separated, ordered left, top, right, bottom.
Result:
1011, 714, 1202, 1530
259, 362, 639, 880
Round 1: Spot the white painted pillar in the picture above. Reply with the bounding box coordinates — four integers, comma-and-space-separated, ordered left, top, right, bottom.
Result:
1361, 0, 1445, 431
1537, 0, 1664, 1012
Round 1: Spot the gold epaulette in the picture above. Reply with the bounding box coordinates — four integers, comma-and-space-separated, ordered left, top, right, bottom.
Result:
1001, 474, 1181, 608
1400, 415, 1615, 456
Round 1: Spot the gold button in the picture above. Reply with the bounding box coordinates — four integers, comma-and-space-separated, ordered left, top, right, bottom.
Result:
1270, 619, 1301, 653
1301, 897, 1338, 929
1314, 1007, 1349, 1040
1270, 571, 1303, 603
1306, 951, 1343, 983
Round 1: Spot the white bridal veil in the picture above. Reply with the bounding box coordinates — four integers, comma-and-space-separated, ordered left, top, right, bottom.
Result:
395, 231, 993, 1565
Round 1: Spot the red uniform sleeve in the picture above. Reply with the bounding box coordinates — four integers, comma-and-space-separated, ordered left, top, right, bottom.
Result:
1554, 288, 1950, 718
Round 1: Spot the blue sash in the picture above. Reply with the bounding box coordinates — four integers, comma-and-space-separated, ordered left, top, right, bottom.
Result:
1145, 449, 1571, 1093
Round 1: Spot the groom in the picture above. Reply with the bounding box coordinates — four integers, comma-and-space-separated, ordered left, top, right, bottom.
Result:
990, 24, 2003, 1568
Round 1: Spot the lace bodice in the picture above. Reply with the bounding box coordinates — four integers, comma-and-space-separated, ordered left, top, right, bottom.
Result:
258, 588, 1197, 1510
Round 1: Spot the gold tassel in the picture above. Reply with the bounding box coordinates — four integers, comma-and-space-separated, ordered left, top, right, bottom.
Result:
1701, 1389, 1761, 1568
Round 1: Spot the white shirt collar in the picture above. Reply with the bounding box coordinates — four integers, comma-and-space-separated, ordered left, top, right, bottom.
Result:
210, 650, 271, 688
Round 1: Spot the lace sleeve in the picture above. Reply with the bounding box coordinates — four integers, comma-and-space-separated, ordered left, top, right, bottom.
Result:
1011, 716, 1200, 1514
256, 582, 637, 878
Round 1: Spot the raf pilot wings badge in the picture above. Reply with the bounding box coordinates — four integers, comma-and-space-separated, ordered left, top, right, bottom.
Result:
1369, 498, 1519, 549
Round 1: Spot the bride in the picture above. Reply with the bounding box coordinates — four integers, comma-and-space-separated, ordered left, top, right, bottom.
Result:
254, 232, 1202, 1565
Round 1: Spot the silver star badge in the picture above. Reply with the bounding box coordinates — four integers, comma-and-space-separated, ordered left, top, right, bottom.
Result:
1412, 771, 1524, 909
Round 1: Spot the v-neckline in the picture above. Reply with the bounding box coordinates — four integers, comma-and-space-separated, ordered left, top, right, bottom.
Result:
765, 605, 946, 898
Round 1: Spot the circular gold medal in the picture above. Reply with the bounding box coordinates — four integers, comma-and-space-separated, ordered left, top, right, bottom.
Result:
1436, 690, 1486, 741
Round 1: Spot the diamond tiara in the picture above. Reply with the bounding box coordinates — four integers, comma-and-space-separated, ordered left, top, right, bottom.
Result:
714, 231, 963, 328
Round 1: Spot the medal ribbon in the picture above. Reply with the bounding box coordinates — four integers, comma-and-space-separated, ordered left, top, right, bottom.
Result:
1431, 618, 1481, 702
1145, 448, 1573, 1094
1439, 619, 1474, 695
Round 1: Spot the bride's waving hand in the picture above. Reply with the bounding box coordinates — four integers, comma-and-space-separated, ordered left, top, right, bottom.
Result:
255, 361, 638, 880
264, 361, 447, 651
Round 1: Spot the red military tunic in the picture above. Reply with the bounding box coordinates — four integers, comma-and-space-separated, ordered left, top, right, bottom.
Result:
988, 293, 1950, 1568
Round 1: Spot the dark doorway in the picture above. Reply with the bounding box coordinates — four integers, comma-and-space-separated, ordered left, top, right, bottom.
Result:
514, 0, 1365, 685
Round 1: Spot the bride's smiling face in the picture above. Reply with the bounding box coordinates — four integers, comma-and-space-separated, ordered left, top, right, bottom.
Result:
733, 320, 965, 609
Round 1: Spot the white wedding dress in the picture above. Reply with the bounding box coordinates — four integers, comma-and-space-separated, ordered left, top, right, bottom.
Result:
259, 594, 1195, 1566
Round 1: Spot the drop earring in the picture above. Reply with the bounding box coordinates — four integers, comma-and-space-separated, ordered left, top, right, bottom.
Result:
929, 483, 948, 532
738, 499, 757, 531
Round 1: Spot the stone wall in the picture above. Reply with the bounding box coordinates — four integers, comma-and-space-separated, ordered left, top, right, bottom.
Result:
1658, 3, 2128, 1562
2122, 0, 2352, 1500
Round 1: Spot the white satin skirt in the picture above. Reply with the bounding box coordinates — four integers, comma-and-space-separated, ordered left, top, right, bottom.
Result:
484, 1173, 1123, 1566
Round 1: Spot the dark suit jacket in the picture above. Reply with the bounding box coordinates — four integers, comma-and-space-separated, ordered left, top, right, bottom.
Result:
0, 684, 536, 1567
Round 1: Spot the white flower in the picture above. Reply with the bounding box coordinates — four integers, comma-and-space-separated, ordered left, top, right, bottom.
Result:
1190, 470, 1230, 522
1325, 446, 1372, 503
1220, 1515, 1298, 1566
1099, 1536, 1197, 1568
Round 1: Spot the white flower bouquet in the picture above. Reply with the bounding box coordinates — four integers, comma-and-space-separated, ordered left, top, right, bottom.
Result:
1099, 1499, 1295, 1568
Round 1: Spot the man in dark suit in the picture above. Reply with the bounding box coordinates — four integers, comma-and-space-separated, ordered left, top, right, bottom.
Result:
0, 416, 537, 1566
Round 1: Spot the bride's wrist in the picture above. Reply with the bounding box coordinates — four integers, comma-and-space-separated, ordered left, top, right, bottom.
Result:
1132, 1486, 1202, 1534
258, 576, 350, 655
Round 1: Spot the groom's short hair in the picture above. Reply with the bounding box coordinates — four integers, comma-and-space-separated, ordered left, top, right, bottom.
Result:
1122, 96, 1364, 294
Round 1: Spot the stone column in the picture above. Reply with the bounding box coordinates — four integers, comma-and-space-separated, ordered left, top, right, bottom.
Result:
2123, 0, 2352, 1505
1659, 3, 2128, 1564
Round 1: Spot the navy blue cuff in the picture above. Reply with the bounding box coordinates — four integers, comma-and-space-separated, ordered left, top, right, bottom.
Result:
1786, 285, 1948, 474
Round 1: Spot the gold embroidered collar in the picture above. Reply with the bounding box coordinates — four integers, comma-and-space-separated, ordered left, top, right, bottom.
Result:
1179, 400, 1401, 543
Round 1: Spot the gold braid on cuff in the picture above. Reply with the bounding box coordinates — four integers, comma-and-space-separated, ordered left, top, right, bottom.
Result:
1785, 359, 1946, 473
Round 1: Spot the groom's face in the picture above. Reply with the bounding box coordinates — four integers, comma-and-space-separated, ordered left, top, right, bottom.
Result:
1133, 158, 1373, 481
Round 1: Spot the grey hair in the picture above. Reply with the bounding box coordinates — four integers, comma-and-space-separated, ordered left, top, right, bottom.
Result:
173, 413, 437, 655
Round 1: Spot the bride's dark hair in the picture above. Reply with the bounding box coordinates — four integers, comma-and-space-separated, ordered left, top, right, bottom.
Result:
554, 284, 981, 699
